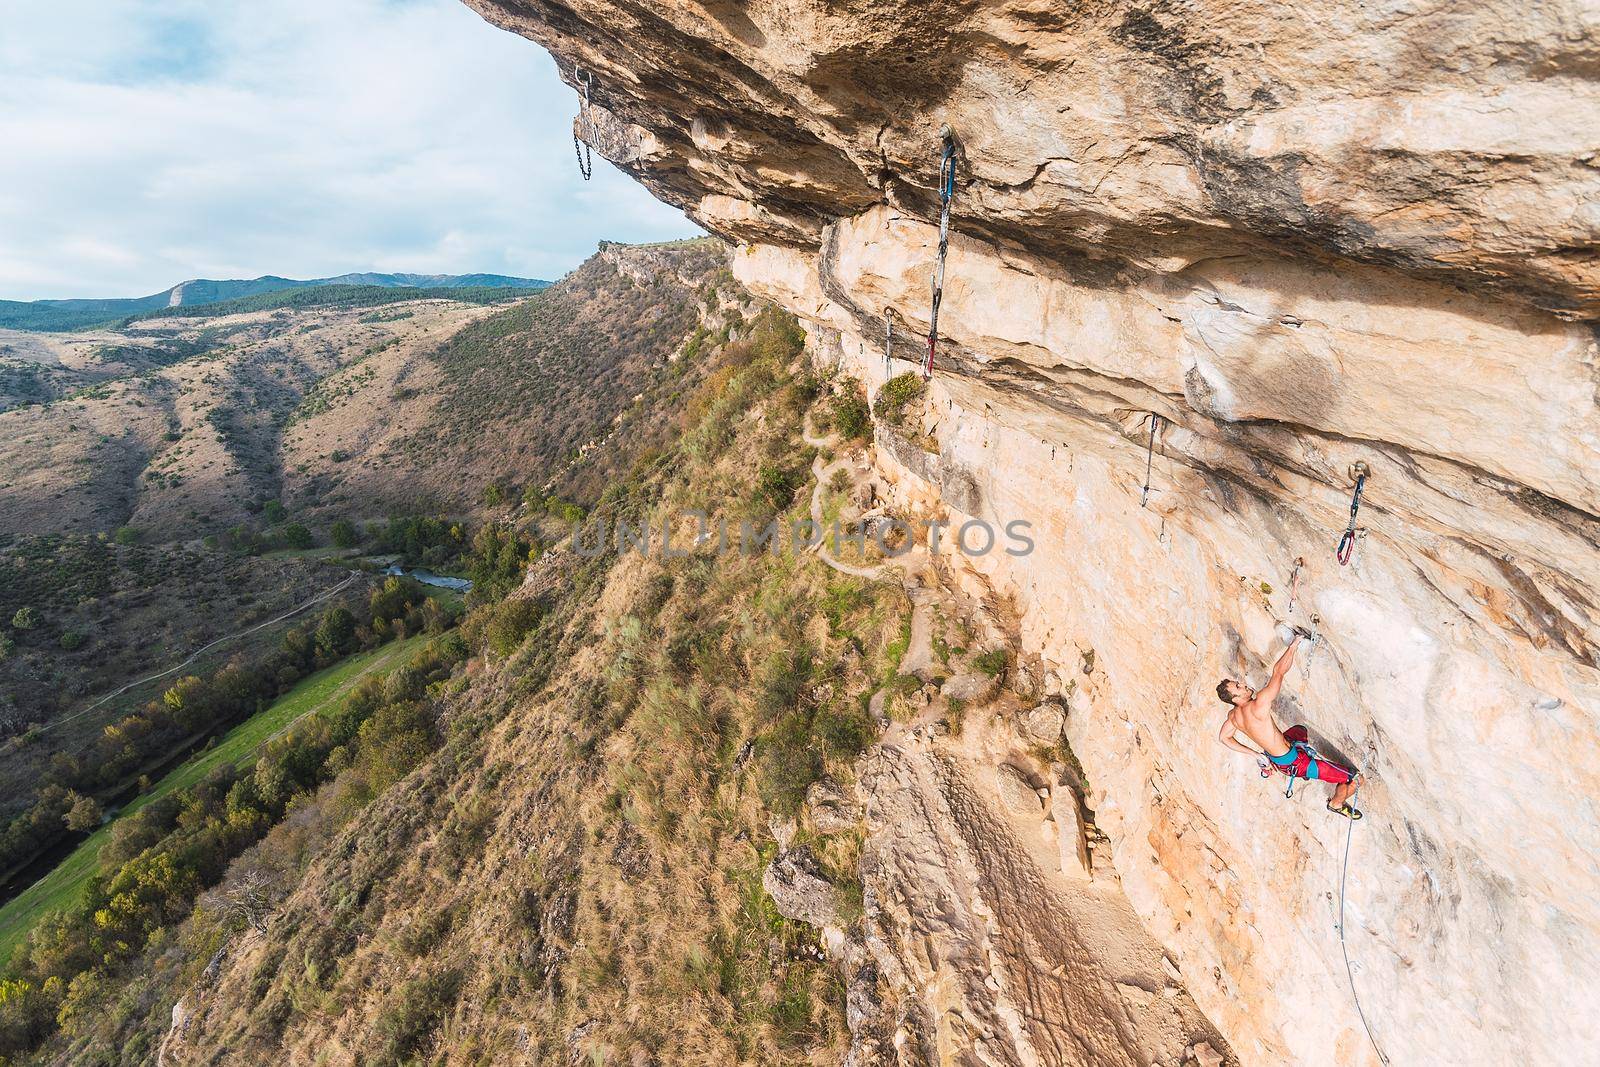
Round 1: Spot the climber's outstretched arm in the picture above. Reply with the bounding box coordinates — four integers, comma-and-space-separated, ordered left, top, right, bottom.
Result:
1255, 634, 1301, 704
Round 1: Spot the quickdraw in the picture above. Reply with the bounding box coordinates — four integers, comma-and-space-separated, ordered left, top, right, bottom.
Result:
573, 68, 594, 181
1336, 462, 1369, 565
1298, 616, 1320, 687
883, 306, 896, 379
1140, 413, 1164, 508
923, 127, 957, 380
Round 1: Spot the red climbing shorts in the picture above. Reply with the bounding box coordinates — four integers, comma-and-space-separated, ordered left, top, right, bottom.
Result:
1268, 725, 1355, 784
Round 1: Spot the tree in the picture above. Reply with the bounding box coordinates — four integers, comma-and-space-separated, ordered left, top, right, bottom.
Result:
113, 525, 141, 545
330, 519, 359, 549
63, 793, 102, 832
314, 607, 357, 662
206, 866, 277, 935
281, 523, 314, 550
482, 482, 505, 507
262, 499, 287, 525
10, 607, 35, 631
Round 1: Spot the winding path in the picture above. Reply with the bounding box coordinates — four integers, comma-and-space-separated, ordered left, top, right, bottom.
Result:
34, 573, 363, 738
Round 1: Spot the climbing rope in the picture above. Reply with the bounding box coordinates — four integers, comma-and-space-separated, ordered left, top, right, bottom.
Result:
573, 68, 594, 181
923, 126, 957, 379
1336, 463, 1370, 565
1140, 413, 1164, 508
1336, 766, 1391, 1066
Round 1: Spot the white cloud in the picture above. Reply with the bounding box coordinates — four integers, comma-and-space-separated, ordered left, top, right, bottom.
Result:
0, 0, 697, 299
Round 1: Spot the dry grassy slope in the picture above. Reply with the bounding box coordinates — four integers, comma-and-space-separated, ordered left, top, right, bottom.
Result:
129, 338, 904, 1066
0, 242, 731, 545
281, 240, 731, 522
0, 302, 498, 541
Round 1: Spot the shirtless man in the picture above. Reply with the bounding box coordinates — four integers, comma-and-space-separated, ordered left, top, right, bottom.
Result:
1216, 630, 1364, 819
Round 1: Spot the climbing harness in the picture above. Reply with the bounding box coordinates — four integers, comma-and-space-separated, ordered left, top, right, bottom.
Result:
1140, 413, 1164, 508
923, 126, 957, 380
1336, 462, 1370, 566
1336, 761, 1391, 1065
572, 68, 595, 181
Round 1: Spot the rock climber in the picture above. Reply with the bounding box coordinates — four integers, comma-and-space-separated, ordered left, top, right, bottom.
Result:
1215, 630, 1364, 819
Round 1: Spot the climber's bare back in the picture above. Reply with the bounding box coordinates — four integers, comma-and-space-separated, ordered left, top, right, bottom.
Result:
1229, 695, 1289, 758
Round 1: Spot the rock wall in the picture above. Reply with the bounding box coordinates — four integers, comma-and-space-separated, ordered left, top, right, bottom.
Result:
466, 2, 1600, 1063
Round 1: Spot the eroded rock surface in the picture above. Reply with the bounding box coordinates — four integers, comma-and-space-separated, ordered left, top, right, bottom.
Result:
468, 2, 1600, 1063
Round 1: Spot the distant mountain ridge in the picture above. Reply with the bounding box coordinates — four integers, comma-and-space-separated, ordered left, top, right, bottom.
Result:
0, 271, 550, 332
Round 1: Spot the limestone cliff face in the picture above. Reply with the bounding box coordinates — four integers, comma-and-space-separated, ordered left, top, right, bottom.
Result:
468, 2, 1599, 1063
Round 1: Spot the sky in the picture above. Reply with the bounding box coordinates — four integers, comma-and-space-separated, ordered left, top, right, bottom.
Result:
0, 0, 698, 300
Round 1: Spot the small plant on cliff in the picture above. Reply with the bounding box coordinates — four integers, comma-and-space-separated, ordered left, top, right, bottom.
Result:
973, 649, 1008, 677
872, 373, 924, 427
829, 382, 871, 442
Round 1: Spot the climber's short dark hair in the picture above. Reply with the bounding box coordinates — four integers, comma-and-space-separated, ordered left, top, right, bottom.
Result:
1216, 679, 1237, 704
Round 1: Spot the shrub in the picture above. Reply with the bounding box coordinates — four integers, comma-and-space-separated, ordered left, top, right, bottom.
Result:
755, 713, 823, 816
10, 606, 35, 631
58, 630, 86, 652
112, 525, 142, 545
973, 649, 1008, 677
830, 385, 871, 442
330, 520, 360, 549
754, 464, 799, 513
281, 523, 314, 550
485, 597, 541, 659
813, 700, 873, 760
372, 969, 462, 1065
872, 373, 924, 427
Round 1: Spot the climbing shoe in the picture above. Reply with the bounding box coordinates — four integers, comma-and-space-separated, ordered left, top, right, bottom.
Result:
1328, 802, 1363, 821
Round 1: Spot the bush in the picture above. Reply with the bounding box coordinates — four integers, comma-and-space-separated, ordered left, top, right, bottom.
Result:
830, 385, 871, 442
281, 523, 314, 550
872, 373, 924, 427
10, 606, 35, 631
755, 713, 823, 816
814, 700, 873, 760
485, 597, 542, 659
58, 630, 86, 652
754, 464, 799, 513
372, 969, 462, 1065
330, 520, 360, 549
112, 525, 142, 546
973, 649, 1008, 676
